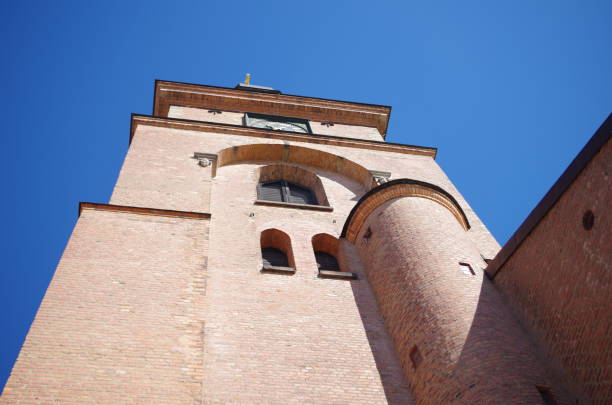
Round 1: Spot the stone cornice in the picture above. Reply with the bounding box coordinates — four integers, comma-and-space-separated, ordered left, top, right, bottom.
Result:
341, 179, 470, 243
79, 202, 211, 220
154, 80, 392, 136
130, 114, 437, 158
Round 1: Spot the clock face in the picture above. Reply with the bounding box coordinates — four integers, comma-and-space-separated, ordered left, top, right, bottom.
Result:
247, 114, 310, 133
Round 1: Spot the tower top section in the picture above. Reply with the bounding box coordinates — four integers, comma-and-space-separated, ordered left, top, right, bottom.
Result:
153, 80, 392, 137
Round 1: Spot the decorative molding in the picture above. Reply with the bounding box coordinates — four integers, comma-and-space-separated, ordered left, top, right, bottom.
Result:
79, 202, 211, 220
193, 152, 218, 176
154, 80, 392, 136
130, 114, 437, 159
341, 179, 470, 243
369, 170, 392, 186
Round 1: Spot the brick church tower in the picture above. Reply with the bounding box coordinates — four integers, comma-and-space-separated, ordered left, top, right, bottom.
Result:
4, 79, 607, 404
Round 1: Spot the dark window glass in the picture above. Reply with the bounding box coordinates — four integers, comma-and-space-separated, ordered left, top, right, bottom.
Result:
314, 251, 339, 271
258, 180, 317, 206
287, 183, 316, 205
262, 247, 289, 268
259, 181, 284, 202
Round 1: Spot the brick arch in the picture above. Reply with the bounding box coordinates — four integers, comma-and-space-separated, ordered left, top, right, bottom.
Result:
256, 164, 330, 206
342, 178, 471, 242
260, 228, 295, 269
216, 143, 373, 189
311, 233, 339, 257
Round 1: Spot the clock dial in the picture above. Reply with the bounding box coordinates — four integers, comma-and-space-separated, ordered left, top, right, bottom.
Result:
247, 114, 310, 133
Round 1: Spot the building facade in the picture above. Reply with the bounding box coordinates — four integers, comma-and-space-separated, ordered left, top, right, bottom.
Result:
1, 80, 610, 404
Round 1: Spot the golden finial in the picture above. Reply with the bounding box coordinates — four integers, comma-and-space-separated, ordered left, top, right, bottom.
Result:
245, 73, 251, 85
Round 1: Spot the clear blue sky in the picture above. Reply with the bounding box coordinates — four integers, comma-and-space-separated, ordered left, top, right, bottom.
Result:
1, 0, 610, 392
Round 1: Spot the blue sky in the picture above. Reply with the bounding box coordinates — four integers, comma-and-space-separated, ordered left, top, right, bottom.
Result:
1, 0, 610, 392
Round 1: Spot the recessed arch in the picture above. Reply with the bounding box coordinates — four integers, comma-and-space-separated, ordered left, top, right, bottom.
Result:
342, 179, 471, 242
256, 164, 330, 206
216, 143, 373, 189
312, 233, 342, 272
260, 228, 295, 269
311, 233, 340, 257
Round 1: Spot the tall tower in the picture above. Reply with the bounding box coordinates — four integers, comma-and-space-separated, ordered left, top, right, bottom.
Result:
2, 80, 569, 404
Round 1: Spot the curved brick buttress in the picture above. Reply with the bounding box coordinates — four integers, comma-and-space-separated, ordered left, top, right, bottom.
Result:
348, 194, 570, 404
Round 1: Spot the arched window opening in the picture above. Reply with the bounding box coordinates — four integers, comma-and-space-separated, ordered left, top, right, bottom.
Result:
314, 251, 339, 271
262, 248, 289, 268
255, 164, 331, 208
260, 228, 295, 274
258, 180, 317, 205
311, 233, 356, 280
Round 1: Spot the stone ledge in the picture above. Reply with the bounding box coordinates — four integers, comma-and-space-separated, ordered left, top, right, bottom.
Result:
318, 270, 358, 280
261, 265, 296, 275
254, 200, 333, 212
79, 202, 211, 220
130, 114, 437, 158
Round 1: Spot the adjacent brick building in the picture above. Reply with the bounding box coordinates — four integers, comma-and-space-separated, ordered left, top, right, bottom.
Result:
1, 80, 610, 404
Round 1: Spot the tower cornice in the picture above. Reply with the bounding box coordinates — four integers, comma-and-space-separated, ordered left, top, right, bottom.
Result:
154, 80, 393, 137
130, 114, 438, 158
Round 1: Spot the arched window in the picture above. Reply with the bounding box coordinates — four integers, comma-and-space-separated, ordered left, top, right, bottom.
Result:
311, 233, 356, 279
258, 180, 317, 205
260, 228, 295, 274
262, 248, 289, 268
314, 251, 339, 271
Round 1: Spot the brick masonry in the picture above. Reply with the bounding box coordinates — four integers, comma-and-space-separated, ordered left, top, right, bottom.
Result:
352, 196, 571, 404
492, 137, 611, 405
1, 208, 209, 404
5, 82, 604, 404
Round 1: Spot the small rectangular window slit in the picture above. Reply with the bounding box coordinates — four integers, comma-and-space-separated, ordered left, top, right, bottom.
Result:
459, 262, 475, 276
363, 227, 372, 244
409, 345, 422, 369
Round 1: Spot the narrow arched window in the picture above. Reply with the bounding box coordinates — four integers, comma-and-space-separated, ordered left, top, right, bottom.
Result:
261, 247, 289, 268
311, 233, 356, 279
314, 251, 339, 271
260, 228, 295, 274
258, 180, 317, 205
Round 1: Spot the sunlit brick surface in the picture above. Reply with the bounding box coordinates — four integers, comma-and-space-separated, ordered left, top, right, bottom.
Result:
354, 197, 571, 404
1, 209, 209, 404
494, 138, 612, 405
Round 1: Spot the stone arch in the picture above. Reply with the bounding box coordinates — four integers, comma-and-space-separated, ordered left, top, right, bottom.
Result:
260, 228, 295, 269
216, 143, 373, 189
256, 164, 330, 206
342, 178, 471, 242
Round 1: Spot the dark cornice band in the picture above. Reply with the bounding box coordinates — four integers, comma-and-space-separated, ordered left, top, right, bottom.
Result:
79, 202, 211, 220
486, 113, 612, 279
129, 114, 437, 158
341, 179, 471, 242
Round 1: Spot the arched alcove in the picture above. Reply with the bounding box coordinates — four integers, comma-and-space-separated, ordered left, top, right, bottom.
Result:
260, 228, 295, 272
216, 143, 373, 189
256, 164, 330, 206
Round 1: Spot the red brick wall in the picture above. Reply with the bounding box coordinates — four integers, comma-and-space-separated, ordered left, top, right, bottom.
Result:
113, 125, 500, 258
4, 115, 504, 404
354, 196, 570, 404
492, 138, 611, 405
200, 162, 413, 404
1, 209, 209, 404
